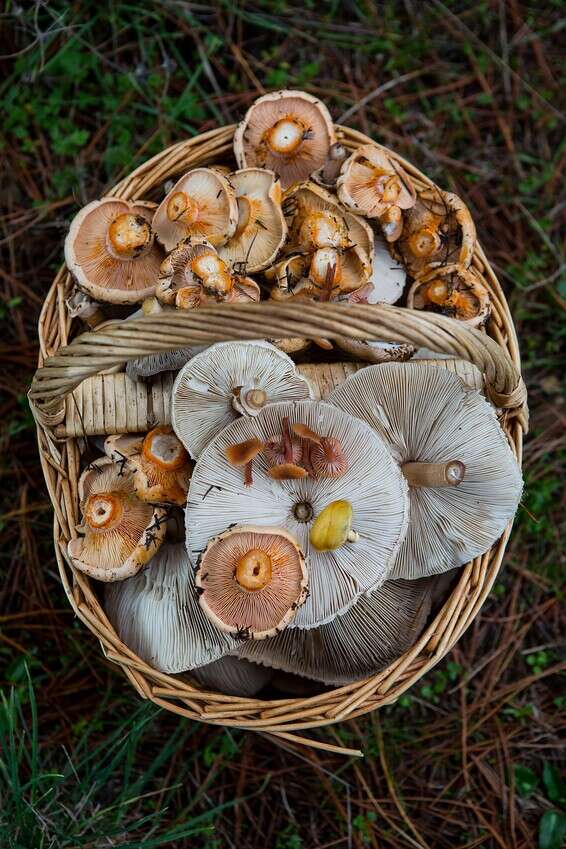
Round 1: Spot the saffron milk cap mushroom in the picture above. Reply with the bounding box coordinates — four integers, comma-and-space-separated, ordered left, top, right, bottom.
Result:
329, 363, 523, 579
68, 457, 167, 582
171, 341, 313, 459
238, 577, 434, 685
186, 400, 409, 628
65, 198, 163, 304
407, 263, 491, 328
218, 168, 287, 272
195, 525, 308, 639
104, 542, 237, 671
234, 90, 336, 190
152, 168, 238, 251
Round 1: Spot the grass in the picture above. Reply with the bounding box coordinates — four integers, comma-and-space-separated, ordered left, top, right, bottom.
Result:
0, 1, 565, 846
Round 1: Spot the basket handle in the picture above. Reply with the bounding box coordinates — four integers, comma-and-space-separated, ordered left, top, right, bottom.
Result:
29, 302, 528, 431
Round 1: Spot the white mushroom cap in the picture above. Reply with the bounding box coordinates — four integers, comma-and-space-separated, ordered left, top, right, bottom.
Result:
104, 543, 237, 671
186, 400, 409, 628
238, 577, 433, 685
172, 341, 313, 459
152, 168, 238, 252
234, 90, 336, 190
407, 263, 491, 328
68, 457, 167, 582
329, 363, 523, 579
366, 227, 407, 304
190, 656, 273, 696
64, 198, 163, 305
337, 144, 416, 222
125, 347, 198, 382
218, 168, 287, 273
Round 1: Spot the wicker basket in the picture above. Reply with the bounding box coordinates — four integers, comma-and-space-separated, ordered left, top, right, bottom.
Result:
30, 124, 528, 757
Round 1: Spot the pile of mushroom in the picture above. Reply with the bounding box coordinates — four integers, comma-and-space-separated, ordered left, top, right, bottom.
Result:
60, 89, 521, 697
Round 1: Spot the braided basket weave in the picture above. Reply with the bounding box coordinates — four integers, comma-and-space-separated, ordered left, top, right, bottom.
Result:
30, 124, 528, 757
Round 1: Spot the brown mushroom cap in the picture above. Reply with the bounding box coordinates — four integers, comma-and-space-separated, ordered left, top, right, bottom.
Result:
268, 462, 309, 480
225, 438, 264, 466
68, 457, 167, 582
218, 168, 287, 273
234, 90, 336, 190
155, 238, 234, 306
407, 263, 491, 328
64, 198, 163, 305
195, 525, 309, 639
152, 168, 238, 252
337, 144, 416, 222
132, 427, 192, 506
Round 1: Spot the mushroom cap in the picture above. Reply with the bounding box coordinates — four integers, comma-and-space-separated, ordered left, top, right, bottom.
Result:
337, 144, 416, 219
64, 198, 163, 305
238, 577, 434, 685
69, 457, 167, 582
329, 363, 523, 579
155, 238, 231, 306
104, 542, 237, 671
234, 90, 336, 190
172, 341, 313, 459
186, 400, 409, 628
131, 427, 193, 506
152, 168, 238, 252
190, 656, 273, 696
366, 227, 407, 304
218, 168, 287, 273
407, 263, 491, 328
284, 182, 361, 252
125, 347, 197, 382
195, 525, 309, 639
393, 187, 476, 276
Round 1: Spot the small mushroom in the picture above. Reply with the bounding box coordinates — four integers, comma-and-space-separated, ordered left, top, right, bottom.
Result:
283, 182, 358, 253
171, 341, 313, 459
238, 577, 434, 685
392, 187, 476, 276
310, 499, 358, 550
329, 363, 523, 579
407, 264, 491, 328
104, 427, 192, 506
234, 89, 336, 190
218, 168, 287, 273
312, 142, 349, 188
68, 457, 167, 582
225, 437, 264, 486
65, 290, 105, 328
190, 656, 273, 696
186, 400, 409, 628
65, 198, 163, 304
152, 168, 238, 251
104, 542, 237, 671
195, 525, 309, 639
337, 144, 416, 238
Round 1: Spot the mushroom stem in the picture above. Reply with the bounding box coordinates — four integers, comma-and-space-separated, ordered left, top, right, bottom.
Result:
244, 388, 267, 410
322, 143, 348, 183
401, 460, 466, 488
282, 417, 293, 463
244, 460, 253, 487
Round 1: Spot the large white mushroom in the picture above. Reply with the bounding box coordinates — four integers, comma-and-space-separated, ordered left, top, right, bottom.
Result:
329, 363, 523, 579
171, 341, 313, 459
185, 400, 409, 628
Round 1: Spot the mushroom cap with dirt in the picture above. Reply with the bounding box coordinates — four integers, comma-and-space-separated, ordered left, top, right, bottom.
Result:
337, 144, 416, 228
238, 577, 434, 685
105, 426, 192, 506
234, 90, 336, 190
152, 168, 238, 252
218, 168, 287, 273
104, 542, 237, 672
68, 457, 167, 582
185, 400, 409, 628
407, 263, 491, 328
64, 198, 164, 305
392, 187, 476, 276
195, 525, 309, 640
329, 363, 523, 580
171, 341, 313, 459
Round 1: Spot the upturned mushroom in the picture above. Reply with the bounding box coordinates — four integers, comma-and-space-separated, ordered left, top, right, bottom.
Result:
152, 168, 238, 251
218, 168, 287, 272
234, 90, 336, 190
337, 144, 416, 239
105, 426, 192, 506
104, 542, 237, 671
238, 577, 434, 685
195, 525, 309, 639
407, 264, 491, 328
171, 341, 313, 459
65, 198, 164, 304
68, 457, 167, 582
392, 187, 476, 276
186, 400, 409, 628
329, 363, 523, 579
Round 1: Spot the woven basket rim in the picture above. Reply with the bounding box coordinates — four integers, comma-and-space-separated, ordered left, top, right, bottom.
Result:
33, 122, 527, 756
